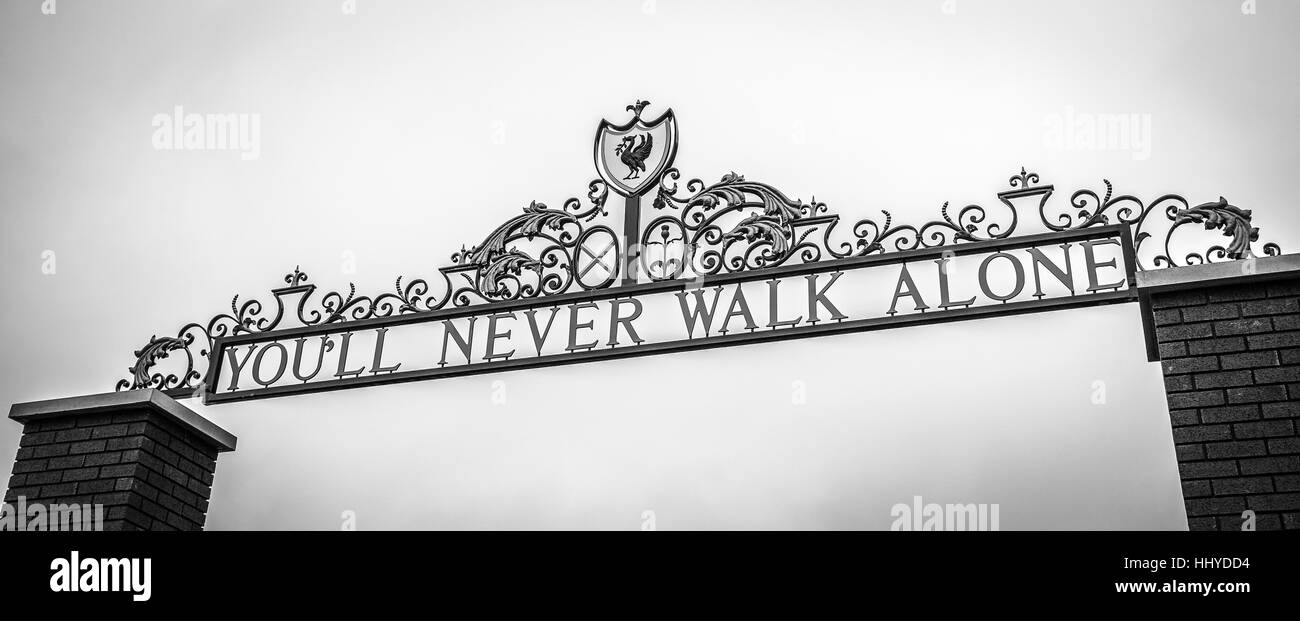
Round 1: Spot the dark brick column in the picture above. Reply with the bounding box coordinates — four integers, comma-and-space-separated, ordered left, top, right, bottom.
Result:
1138, 256, 1300, 531
4, 389, 236, 531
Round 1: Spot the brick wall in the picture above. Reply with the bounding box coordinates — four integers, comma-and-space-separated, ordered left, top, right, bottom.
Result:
4, 390, 235, 531
1150, 277, 1300, 531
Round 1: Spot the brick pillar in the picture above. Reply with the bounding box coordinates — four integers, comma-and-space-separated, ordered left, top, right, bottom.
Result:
1138, 255, 1300, 531
4, 389, 236, 531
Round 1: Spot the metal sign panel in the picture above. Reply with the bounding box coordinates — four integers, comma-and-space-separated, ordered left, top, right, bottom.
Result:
112, 102, 1284, 404
202, 226, 1136, 403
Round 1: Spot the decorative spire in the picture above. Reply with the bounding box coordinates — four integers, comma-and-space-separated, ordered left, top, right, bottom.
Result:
1008, 167, 1041, 189
284, 265, 308, 286
626, 100, 650, 120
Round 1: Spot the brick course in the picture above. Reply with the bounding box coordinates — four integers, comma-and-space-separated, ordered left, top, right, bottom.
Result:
1152, 276, 1300, 531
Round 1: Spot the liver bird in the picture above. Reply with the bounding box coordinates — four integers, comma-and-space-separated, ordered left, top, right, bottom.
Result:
614, 133, 653, 180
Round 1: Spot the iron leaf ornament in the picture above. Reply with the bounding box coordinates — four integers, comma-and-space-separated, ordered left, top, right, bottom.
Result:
1173, 197, 1260, 260
116, 102, 1284, 395
115, 335, 198, 392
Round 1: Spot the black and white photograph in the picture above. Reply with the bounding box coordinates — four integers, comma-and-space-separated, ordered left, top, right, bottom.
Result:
1, 0, 1296, 607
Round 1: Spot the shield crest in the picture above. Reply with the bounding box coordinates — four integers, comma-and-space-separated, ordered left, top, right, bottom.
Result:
594, 100, 678, 198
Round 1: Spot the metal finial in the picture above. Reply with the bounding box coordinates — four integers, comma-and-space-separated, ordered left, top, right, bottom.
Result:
626, 100, 650, 119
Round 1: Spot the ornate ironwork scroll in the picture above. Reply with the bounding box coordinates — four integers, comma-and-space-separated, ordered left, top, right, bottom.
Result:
115, 179, 611, 393
645, 165, 1281, 281
116, 102, 1286, 396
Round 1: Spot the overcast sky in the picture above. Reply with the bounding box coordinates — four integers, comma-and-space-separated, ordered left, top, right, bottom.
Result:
2, 0, 1297, 529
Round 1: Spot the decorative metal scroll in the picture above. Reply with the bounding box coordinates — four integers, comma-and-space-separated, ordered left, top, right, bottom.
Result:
113, 179, 613, 394
642, 166, 1281, 281
116, 102, 1285, 395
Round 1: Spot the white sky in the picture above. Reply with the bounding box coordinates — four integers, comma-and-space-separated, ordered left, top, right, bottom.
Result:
2, 0, 1297, 529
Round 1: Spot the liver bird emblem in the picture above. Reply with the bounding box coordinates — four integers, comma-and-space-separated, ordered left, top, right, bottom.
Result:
593, 100, 678, 197
615, 133, 653, 180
